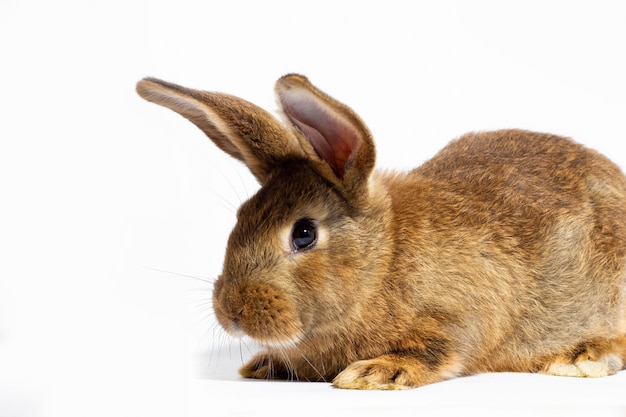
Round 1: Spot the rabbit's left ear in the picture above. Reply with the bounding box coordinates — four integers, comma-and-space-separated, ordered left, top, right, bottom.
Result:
276, 74, 376, 201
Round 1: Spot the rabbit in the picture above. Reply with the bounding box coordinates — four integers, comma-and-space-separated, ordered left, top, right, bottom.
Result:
136, 74, 626, 390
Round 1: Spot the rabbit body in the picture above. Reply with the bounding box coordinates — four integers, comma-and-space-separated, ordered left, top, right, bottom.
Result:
137, 74, 626, 389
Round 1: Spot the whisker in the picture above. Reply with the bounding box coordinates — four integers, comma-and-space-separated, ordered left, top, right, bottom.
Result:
189, 287, 214, 293
241, 338, 255, 357
205, 184, 238, 215
143, 266, 215, 284
219, 165, 246, 206
295, 347, 325, 382
194, 299, 215, 309
231, 163, 253, 202
283, 348, 299, 382
196, 314, 221, 354
290, 326, 329, 382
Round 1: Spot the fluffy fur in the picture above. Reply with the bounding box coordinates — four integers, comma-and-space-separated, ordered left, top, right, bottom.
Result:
136, 74, 626, 390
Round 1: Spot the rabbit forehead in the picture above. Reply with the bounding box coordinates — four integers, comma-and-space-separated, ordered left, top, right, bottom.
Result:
238, 160, 347, 221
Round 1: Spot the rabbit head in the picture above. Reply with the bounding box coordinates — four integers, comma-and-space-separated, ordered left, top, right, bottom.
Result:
136, 75, 390, 347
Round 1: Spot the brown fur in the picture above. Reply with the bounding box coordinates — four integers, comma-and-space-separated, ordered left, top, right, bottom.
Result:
136, 74, 626, 389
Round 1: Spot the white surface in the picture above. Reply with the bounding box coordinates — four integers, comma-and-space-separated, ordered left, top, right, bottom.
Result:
1, 1, 626, 416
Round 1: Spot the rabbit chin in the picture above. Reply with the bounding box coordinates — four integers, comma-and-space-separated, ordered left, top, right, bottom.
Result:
221, 317, 304, 349
228, 328, 303, 350
244, 325, 305, 349
260, 337, 302, 350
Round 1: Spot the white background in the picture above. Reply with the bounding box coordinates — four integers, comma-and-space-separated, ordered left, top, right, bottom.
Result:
1, 1, 626, 416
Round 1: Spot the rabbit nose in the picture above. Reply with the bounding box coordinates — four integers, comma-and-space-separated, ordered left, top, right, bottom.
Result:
231, 309, 244, 330
215, 284, 243, 317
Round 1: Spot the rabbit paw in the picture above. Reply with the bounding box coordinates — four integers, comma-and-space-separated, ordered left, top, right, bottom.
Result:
543, 354, 623, 378
239, 351, 328, 382
332, 355, 444, 390
239, 352, 291, 380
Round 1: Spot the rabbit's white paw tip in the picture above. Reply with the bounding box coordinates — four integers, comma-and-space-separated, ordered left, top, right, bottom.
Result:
544, 354, 622, 378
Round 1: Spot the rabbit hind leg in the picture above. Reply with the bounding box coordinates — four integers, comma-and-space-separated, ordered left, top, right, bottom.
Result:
542, 336, 626, 378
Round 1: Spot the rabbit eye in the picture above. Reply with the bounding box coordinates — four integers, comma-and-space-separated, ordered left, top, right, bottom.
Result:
292, 219, 317, 251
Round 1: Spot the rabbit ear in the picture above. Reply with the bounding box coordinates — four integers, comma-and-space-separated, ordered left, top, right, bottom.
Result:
275, 74, 376, 199
136, 77, 304, 183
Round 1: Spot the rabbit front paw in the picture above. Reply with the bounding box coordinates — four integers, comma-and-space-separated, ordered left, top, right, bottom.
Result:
239, 351, 328, 382
239, 352, 291, 380
332, 354, 454, 390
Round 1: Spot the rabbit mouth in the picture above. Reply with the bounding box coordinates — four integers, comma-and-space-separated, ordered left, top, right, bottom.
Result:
229, 309, 302, 348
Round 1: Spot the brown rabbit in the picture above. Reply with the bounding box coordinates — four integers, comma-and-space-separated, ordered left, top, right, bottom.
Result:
136, 74, 626, 390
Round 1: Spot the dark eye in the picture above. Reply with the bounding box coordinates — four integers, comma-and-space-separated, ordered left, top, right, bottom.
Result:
292, 219, 318, 251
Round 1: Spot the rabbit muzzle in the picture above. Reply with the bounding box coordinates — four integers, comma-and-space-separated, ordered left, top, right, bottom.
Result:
213, 278, 305, 346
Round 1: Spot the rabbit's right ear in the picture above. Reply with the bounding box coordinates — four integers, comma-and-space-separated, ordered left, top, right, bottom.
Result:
136, 78, 304, 184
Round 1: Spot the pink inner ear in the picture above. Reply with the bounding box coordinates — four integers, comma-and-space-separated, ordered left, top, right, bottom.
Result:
281, 92, 360, 179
